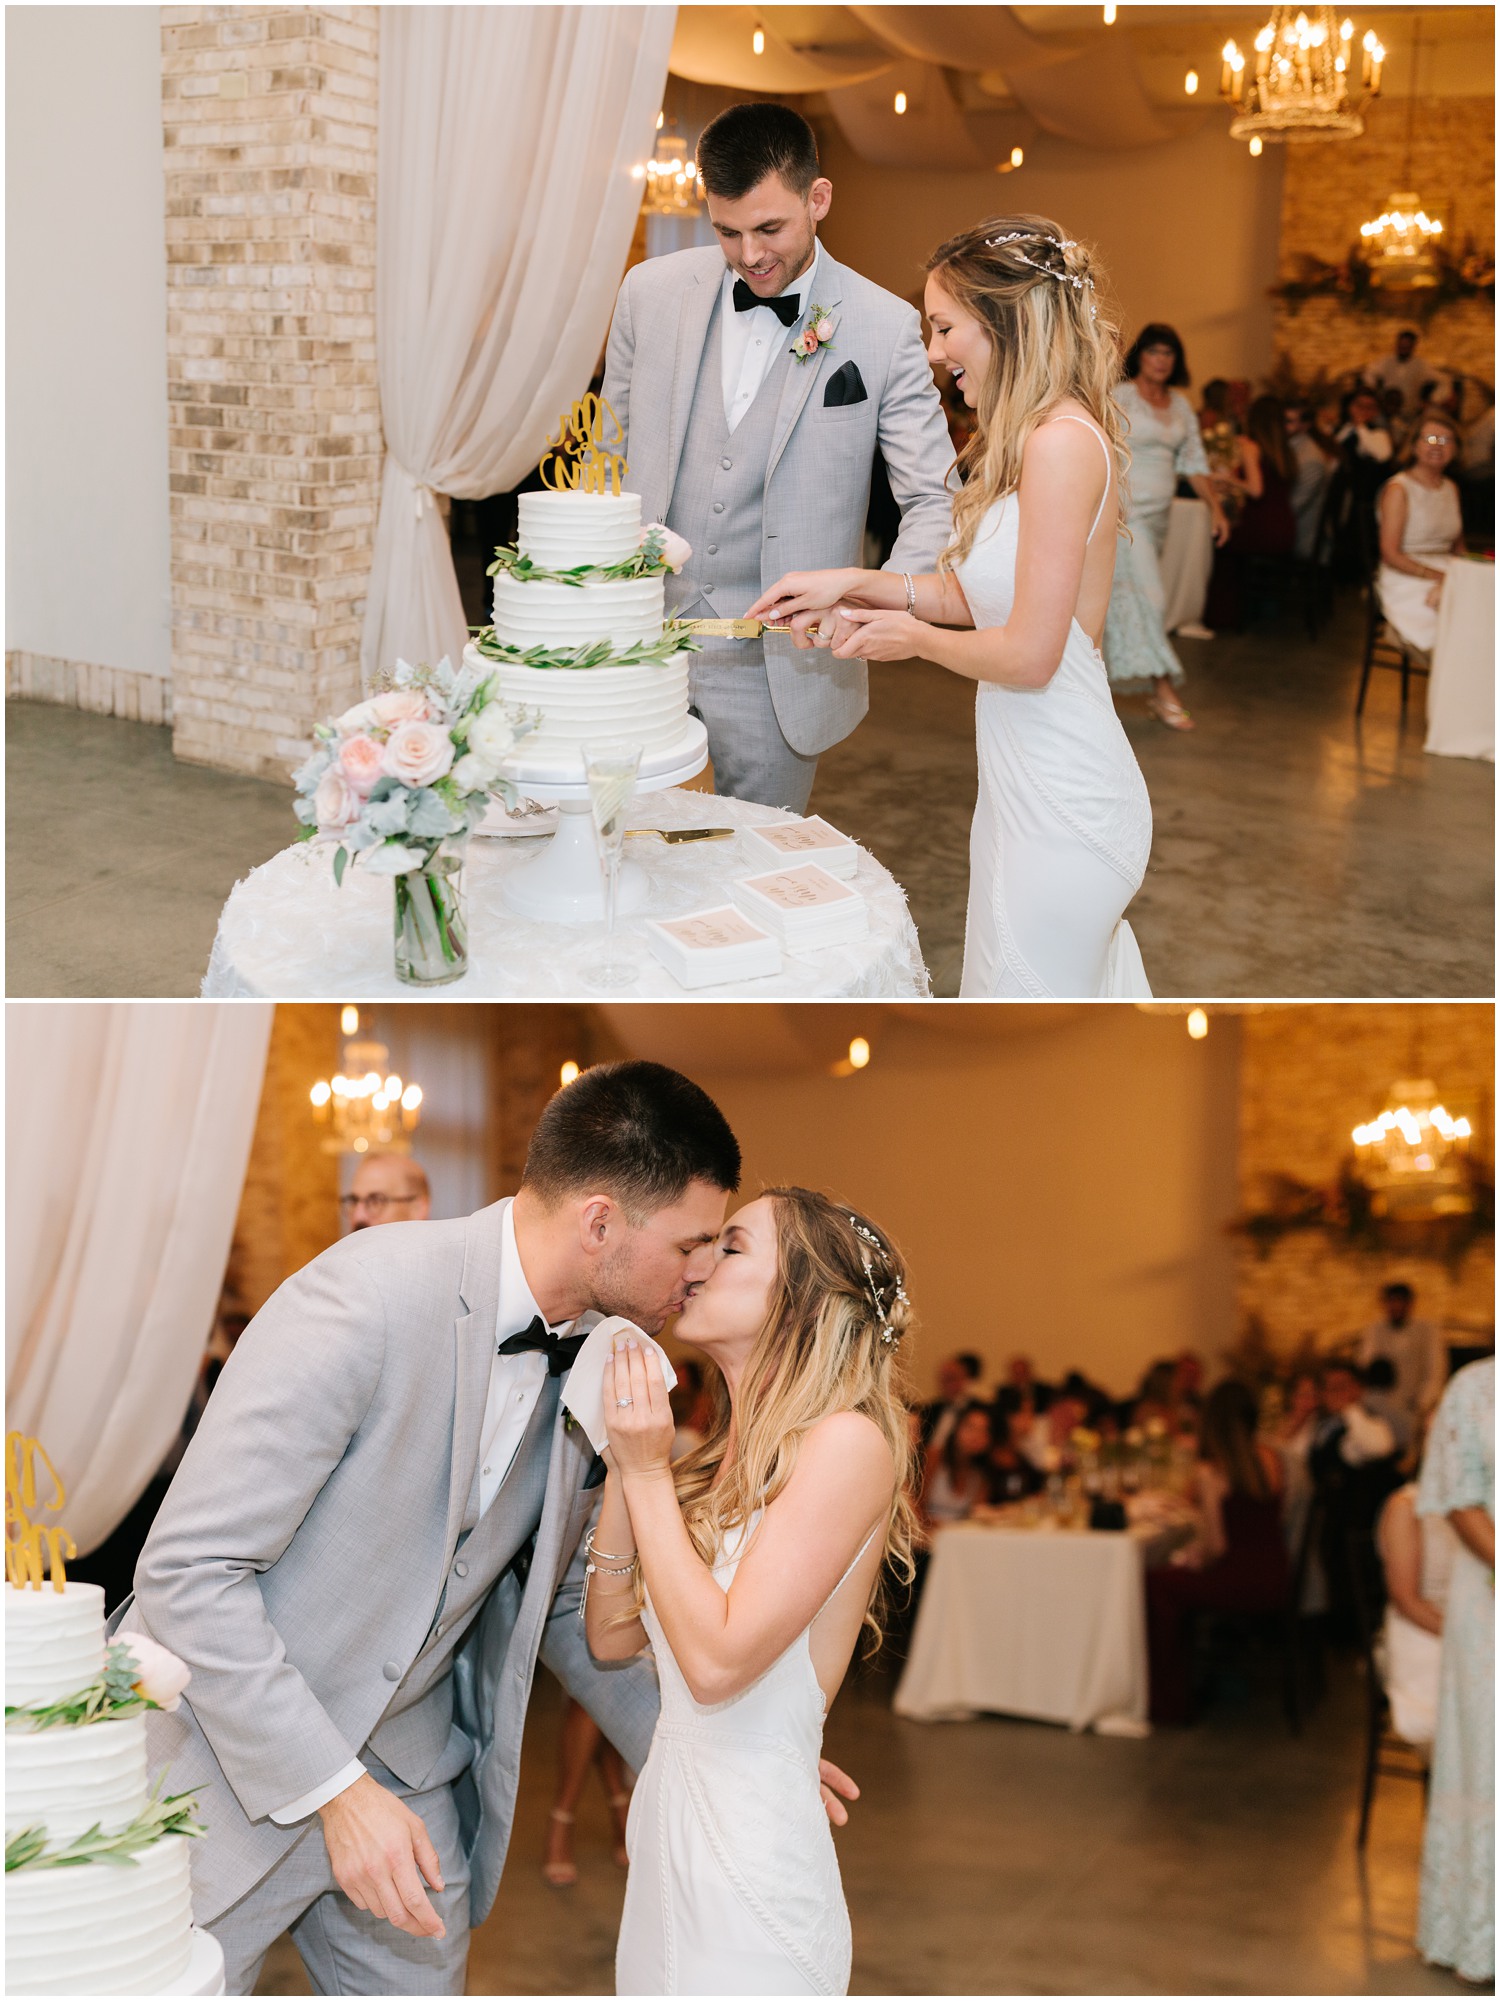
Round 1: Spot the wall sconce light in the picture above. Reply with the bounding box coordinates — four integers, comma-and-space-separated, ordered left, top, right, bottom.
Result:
752, 25, 765, 54
893, 90, 907, 114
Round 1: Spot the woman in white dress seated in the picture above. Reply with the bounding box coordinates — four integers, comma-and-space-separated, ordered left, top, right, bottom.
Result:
1376, 412, 1467, 656
590, 1188, 916, 1996
1377, 1473, 1457, 1750
750, 216, 1152, 999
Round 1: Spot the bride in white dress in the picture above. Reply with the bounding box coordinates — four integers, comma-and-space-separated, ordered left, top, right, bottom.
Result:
586, 1187, 916, 1996
749, 215, 1153, 997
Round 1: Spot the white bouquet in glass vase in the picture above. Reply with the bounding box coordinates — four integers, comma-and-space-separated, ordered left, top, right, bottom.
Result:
293, 655, 534, 985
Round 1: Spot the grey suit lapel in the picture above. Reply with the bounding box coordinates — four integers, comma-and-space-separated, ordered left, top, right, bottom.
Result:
667, 264, 721, 503
767, 250, 846, 485
441, 1201, 506, 1569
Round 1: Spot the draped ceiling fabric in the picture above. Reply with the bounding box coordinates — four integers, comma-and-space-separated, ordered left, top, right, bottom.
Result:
361, 6, 676, 684
670, 5, 1203, 164
6, 1004, 273, 1557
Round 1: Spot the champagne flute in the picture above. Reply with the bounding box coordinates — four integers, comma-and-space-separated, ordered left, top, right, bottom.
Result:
583, 740, 643, 990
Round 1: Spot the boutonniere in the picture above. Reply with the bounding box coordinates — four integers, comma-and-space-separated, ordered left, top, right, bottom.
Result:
791, 307, 837, 362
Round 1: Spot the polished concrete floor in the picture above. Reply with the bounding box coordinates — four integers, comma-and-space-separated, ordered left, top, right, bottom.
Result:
6, 594, 1492, 997
251, 1656, 1473, 1997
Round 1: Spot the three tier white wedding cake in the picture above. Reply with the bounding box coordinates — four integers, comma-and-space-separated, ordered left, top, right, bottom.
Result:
465, 488, 700, 775
5, 1582, 224, 1996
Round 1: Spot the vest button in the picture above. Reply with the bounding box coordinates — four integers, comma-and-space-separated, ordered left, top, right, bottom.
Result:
720, 458, 732, 470
455, 1561, 468, 1578
707, 544, 718, 555
712, 502, 725, 514
383, 1660, 401, 1681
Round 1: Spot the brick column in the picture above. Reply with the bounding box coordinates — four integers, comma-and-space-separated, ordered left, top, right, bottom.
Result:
162, 6, 380, 779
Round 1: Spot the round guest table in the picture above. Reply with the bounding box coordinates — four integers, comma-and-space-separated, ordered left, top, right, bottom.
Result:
1426, 556, 1495, 761
893, 1506, 1193, 1735
202, 787, 930, 999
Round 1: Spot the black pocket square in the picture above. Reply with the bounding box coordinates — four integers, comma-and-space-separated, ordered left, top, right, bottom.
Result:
823, 360, 867, 408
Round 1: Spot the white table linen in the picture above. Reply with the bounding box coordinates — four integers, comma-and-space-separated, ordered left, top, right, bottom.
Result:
202, 787, 929, 999
1159, 496, 1214, 634
1426, 558, 1495, 762
894, 1516, 1187, 1734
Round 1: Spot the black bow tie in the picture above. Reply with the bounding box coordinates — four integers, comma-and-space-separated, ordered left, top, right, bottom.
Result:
733, 278, 801, 327
497, 1315, 587, 1377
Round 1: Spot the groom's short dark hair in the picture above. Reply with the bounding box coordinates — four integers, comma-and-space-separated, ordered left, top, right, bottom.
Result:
523, 1061, 741, 1219
697, 102, 821, 201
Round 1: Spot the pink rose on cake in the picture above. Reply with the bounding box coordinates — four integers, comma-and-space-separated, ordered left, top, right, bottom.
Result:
338, 733, 386, 796
123, 1634, 191, 1711
641, 524, 692, 574
382, 719, 455, 788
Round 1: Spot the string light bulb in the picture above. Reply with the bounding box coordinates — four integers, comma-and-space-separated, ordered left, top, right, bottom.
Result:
1249, 135, 1264, 155
341, 1006, 358, 1035
1185, 68, 1199, 94
560, 1061, 580, 1086
1103, 3, 1117, 22
849, 1037, 871, 1070
1187, 1008, 1209, 1040
752, 25, 764, 54
893, 90, 907, 114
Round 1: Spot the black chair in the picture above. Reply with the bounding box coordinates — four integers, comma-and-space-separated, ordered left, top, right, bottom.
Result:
1355, 576, 1431, 720
1346, 1526, 1428, 1848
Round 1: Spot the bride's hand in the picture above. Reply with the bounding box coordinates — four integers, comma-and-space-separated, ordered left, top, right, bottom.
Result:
817, 1757, 860, 1826
831, 608, 924, 662
746, 568, 860, 626
786, 606, 864, 653
603, 1338, 675, 1480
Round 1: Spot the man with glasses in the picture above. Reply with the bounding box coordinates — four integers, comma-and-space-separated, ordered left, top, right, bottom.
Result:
342, 1154, 431, 1232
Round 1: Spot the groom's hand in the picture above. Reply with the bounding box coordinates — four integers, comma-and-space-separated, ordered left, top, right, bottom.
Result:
318, 1774, 446, 1939
818, 1757, 860, 1827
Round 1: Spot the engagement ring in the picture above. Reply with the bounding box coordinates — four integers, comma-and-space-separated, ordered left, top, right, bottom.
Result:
615, 1396, 634, 1408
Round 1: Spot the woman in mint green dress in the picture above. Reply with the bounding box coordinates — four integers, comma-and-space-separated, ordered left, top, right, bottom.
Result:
1103, 325, 1229, 730
1416, 1355, 1494, 1984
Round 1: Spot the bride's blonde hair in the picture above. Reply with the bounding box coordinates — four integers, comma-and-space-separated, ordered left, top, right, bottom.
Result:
926, 215, 1126, 568
664, 1187, 918, 1651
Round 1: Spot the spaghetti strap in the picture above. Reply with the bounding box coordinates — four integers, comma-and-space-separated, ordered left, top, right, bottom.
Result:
1046, 412, 1115, 543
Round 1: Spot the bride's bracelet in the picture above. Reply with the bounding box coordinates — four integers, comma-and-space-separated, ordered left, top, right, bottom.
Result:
585, 1526, 638, 1564
580, 1525, 639, 1618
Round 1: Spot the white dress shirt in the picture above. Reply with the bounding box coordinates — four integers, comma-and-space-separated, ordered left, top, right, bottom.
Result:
272, 1203, 559, 1824
720, 239, 824, 434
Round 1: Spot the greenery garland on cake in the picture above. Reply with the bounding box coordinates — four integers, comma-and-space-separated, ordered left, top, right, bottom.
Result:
5, 1641, 170, 1730
487, 523, 687, 589
6, 1779, 206, 1874
468, 622, 699, 672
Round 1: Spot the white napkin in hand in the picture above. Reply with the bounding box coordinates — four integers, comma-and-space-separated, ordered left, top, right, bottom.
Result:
561, 1316, 678, 1455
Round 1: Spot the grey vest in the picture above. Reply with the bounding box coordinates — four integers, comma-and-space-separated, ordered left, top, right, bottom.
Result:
665, 294, 797, 667
365, 1373, 560, 1788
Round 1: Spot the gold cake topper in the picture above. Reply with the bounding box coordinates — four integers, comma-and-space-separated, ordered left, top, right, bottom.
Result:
539, 394, 629, 497
5, 1432, 75, 1592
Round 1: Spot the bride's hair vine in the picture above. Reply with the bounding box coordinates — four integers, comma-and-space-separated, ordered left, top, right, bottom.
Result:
984, 230, 1097, 317
848, 1215, 908, 1349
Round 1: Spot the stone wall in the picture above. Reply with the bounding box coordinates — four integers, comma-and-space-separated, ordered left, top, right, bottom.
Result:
1236, 1004, 1494, 1360
1272, 95, 1495, 390
162, 6, 380, 779
225, 1001, 342, 1317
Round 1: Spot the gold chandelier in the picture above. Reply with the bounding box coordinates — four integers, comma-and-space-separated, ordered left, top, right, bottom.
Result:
633, 114, 704, 218
1359, 19, 1442, 288
1351, 1077, 1474, 1222
309, 1007, 423, 1157
1221, 8, 1383, 142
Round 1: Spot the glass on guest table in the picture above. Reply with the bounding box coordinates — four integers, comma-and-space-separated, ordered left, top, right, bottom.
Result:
581, 740, 644, 992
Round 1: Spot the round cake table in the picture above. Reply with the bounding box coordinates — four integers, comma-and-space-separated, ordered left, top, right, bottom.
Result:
201, 788, 930, 999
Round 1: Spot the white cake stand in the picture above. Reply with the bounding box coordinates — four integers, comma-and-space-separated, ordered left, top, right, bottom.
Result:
490, 720, 709, 925
168, 1929, 227, 1995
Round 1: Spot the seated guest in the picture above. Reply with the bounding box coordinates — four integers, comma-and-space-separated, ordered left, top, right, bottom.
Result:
1363, 1355, 1415, 1461
995, 1352, 1046, 1417
1146, 1380, 1290, 1724
1172, 1349, 1206, 1412
922, 1404, 998, 1529
1285, 401, 1337, 559
1375, 411, 1467, 655
920, 1351, 984, 1453
1205, 395, 1298, 630
1132, 1358, 1179, 1430
987, 1409, 1045, 1504
1377, 1462, 1456, 1751
1381, 385, 1416, 459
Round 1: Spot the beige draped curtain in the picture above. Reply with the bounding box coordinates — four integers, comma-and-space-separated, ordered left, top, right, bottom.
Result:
359, 5, 677, 684
6, 1003, 273, 1555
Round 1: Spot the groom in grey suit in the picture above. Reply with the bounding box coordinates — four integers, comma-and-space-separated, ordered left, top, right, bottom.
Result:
109, 1062, 742, 1995
603, 102, 954, 813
